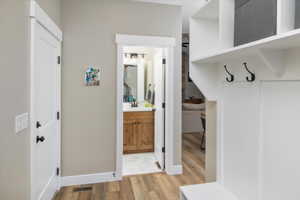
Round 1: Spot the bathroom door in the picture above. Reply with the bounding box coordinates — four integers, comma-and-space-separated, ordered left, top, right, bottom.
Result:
154, 48, 166, 169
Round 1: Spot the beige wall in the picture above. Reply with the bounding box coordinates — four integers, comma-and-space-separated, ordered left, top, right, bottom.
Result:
0, 0, 61, 199
61, 0, 182, 176
0, 0, 30, 199
37, 0, 61, 27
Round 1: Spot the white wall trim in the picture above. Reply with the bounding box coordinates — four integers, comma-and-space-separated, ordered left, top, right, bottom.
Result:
164, 46, 177, 175
116, 34, 179, 178
166, 165, 183, 175
217, 99, 224, 185
61, 172, 120, 187
116, 34, 176, 47
115, 44, 124, 180
131, 0, 183, 6
30, 1, 62, 41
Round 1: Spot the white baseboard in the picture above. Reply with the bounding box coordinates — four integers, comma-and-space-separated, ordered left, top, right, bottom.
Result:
167, 165, 183, 175
61, 172, 120, 187
61, 166, 182, 187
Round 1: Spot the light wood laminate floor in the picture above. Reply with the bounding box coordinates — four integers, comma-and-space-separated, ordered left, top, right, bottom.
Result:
54, 133, 205, 200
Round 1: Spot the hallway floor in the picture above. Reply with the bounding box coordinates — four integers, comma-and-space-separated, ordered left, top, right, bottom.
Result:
54, 133, 205, 200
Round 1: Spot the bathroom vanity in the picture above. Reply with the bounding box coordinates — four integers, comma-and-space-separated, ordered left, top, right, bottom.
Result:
123, 110, 154, 154
122, 48, 156, 154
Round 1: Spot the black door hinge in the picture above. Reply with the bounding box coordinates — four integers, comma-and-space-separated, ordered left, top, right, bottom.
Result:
57, 56, 61, 64
36, 121, 42, 129
162, 102, 166, 108
56, 168, 60, 176
57, 112, 60, 120
162, 147, 165, 153
162, 58, 166, 65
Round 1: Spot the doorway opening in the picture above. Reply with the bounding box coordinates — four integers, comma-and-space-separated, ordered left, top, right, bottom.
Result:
116, 34, 176, 178
181, 33, 217, 182
122, 46, 166, 176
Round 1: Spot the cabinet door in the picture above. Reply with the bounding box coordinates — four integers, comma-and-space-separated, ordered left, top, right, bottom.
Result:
234, 0, 255, 46
234, 0, 277, 46
123, 119, 138, 154
296, 0, 300, 28
137, 117, 154, 152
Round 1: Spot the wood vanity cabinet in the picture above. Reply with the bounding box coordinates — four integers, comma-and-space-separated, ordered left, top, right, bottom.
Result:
123, 111, 154, 154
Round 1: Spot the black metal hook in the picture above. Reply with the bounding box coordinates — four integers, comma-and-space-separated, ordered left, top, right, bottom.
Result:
243, 62, 255, 82
224, 65, 234, 83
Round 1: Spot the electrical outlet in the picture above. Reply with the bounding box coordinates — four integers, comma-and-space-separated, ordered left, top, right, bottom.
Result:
15, 113, 29, 134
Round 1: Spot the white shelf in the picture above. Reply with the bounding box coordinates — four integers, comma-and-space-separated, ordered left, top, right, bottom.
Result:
180, 183, 238, 200
192, 29, 300, 64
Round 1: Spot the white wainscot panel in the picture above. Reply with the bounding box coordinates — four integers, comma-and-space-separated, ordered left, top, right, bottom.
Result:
261, 81, 300, 200
222, 82, 260, 200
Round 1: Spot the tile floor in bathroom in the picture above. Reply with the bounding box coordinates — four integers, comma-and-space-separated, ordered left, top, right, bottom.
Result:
123, 152, 162, 176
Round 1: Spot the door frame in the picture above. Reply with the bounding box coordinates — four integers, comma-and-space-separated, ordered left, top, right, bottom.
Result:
30, 1, 62, 200
115, 34, 177, 179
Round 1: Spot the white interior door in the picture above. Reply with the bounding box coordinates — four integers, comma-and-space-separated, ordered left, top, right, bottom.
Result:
154, 48, 165, 169
31, 20, 61, 200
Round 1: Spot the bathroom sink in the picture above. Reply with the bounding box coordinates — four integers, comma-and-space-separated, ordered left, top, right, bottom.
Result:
123, 103, 154, 112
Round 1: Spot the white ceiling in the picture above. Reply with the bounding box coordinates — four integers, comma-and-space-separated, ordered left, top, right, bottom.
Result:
132, 0, 207, 33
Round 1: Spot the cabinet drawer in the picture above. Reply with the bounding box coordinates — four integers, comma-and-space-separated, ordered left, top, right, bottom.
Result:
124, 111, 154, 120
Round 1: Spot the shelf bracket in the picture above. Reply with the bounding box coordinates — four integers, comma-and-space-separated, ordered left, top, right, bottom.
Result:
257, 49, 288, 77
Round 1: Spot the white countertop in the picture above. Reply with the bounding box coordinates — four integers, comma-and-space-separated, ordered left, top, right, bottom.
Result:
123, 106, 154, 112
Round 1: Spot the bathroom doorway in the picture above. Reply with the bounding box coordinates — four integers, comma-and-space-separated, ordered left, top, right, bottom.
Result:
122, 46, 166, 176
115, 34, 177, 178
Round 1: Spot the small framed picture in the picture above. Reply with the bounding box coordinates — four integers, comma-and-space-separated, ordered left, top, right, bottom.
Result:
84, 66, 101, 86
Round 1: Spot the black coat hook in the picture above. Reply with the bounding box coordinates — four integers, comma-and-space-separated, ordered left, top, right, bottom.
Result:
224, 65, 234, 83
243, 62, 255, 82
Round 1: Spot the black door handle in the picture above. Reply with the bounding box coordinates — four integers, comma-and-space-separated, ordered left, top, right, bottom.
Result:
36, 136, 45, 144
36, 121, 42, 129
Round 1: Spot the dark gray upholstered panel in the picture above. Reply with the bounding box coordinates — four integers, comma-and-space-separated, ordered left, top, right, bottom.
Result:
235, 0, 251, 8
295, 0, 300, 29
234, 0, 277, 46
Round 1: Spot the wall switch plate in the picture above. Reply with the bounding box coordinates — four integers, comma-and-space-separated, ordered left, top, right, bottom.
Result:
15, 113, 29, 134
